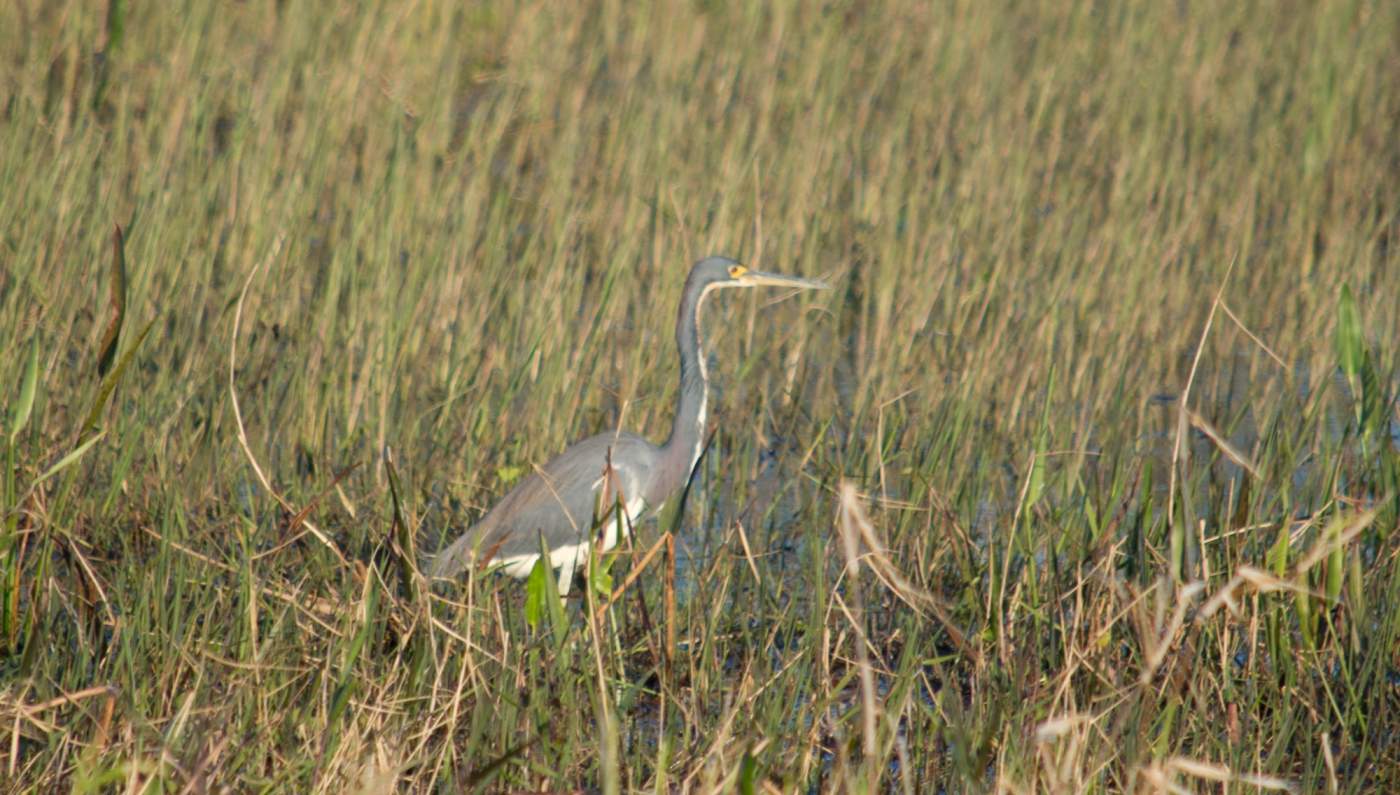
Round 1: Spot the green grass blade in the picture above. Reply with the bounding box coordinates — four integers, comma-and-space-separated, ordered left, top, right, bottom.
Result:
30, 430, 106, 489
82, 316, 155, 436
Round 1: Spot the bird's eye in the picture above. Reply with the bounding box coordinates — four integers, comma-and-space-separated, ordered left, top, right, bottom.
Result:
728, 265, 748, 279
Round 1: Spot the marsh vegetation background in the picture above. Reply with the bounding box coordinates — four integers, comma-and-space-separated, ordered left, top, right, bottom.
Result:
2, 0, 1399, 791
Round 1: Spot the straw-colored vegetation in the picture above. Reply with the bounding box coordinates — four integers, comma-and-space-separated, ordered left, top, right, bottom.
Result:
3, 0, 1398, 791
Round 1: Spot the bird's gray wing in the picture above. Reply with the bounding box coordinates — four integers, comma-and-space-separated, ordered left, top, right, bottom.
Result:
427, 432, 659, 580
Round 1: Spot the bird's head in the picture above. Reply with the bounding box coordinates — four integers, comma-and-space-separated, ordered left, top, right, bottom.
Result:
689, 255, 829, 293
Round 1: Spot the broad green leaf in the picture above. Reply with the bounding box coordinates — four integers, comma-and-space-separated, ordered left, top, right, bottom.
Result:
590, 548, 613, 597
1348, 548, 1365, 624
1335, 284, 1364, 380
737, 752, 759, 795
106, 0, 126, 51
1267, 524, 1290, 576
525, 556, 548, 630
9, 338, 39, 438
1325, 526, 1344, 605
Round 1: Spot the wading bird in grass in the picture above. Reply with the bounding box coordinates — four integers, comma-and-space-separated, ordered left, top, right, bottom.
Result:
427, 256, 827, 594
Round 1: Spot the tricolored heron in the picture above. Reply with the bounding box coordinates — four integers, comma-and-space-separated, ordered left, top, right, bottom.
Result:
427, 256, 827, 593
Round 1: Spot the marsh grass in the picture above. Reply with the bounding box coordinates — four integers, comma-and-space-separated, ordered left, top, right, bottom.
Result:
2, 0, 1399, 791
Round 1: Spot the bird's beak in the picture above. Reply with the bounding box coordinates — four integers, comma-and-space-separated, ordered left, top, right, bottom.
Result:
737, 269, 830, 290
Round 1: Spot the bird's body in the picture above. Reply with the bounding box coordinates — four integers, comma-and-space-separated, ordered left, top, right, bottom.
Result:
427, 256, 825, 591
432, 430, 660, 580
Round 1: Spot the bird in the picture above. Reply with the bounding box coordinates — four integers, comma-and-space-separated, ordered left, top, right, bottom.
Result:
427, 255, 828, 594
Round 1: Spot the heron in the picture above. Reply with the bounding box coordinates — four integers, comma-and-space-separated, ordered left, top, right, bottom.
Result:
427, 255, 827, 594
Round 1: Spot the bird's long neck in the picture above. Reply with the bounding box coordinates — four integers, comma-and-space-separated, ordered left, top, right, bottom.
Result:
657, 282, 712, 502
